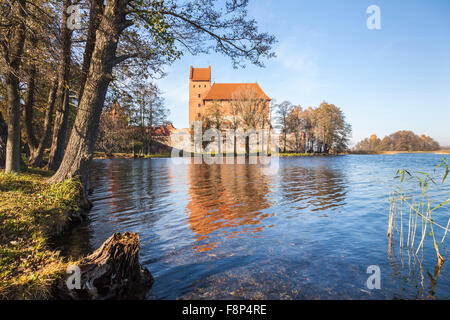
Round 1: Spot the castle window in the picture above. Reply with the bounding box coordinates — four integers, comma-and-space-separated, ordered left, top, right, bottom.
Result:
204, 85, 206, 88
198, 113, 201, 118
193, 85, 195, 88
198, 103, 201, 107
198, 94, 201, 98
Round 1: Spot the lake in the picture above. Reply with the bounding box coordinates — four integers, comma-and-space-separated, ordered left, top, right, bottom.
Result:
59, 154, 450, 299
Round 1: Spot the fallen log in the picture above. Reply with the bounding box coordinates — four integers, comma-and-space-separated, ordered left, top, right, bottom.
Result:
53, 232, 153, 299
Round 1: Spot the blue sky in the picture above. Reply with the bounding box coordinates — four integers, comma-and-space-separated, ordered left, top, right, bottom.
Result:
156, 0, 450, 146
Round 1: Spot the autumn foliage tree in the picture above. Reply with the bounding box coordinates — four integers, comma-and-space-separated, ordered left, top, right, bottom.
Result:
313, 102, 351, 153
275, 101, 351, 154
287, 105, 304, 153
354, 131, 440, 152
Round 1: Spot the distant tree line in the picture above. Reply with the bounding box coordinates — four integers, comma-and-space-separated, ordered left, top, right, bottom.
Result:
354, 131, 440, 152
275, 101, 352, 154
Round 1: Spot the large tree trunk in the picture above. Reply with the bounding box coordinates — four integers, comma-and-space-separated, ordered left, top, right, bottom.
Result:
24, 41, 39, 156
4, 0, 26, 173
53, 232, 153, 299
30, 79, 58, 167
49, 0, 132, 205
0, 112, 8, 168
78, 0, 104, 103
5, 77, 22, 173
47, 87, 70, 171
47, 0, 73, 171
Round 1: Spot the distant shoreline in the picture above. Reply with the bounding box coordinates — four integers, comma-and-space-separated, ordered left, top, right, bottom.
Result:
349, 150, 450, 155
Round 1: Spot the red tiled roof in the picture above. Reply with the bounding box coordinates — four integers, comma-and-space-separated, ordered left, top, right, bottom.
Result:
190, 66, 211, 81
152, 123, 175, 136
203, 83, 270, 100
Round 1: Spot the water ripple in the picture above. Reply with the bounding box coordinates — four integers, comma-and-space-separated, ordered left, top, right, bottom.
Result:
52, 154, 450, 299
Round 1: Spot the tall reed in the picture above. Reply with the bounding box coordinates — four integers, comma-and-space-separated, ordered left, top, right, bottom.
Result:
388, 157, 449, 268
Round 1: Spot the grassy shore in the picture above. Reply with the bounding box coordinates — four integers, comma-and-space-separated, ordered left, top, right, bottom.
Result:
0, 168, 80, 299
94, 151, 172, 159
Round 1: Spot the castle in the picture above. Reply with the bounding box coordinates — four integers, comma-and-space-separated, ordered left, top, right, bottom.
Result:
188, 66, 271, 127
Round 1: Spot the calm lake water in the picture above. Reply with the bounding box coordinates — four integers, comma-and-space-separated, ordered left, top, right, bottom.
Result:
59, 154, 450, 299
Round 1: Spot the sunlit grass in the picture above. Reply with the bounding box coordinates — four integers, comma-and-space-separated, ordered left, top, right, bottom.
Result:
0, 168, 80, 299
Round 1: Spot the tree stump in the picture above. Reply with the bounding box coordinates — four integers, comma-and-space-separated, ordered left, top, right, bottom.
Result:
54, 232, 153, 299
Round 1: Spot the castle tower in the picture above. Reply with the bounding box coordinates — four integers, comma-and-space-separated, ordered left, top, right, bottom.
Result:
189, 66, 211, 127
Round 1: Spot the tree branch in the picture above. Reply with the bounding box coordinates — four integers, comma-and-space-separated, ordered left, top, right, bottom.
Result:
113, 53, 138, 66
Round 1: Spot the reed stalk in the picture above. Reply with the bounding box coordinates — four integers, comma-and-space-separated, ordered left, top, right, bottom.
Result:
388, 157, 449, 269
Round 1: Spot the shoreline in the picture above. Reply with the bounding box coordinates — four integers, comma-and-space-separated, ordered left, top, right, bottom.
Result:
94, 151, 341, 159
0, 168, 151, 299
93, 150, 450, 160
349, 150, 450, 155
